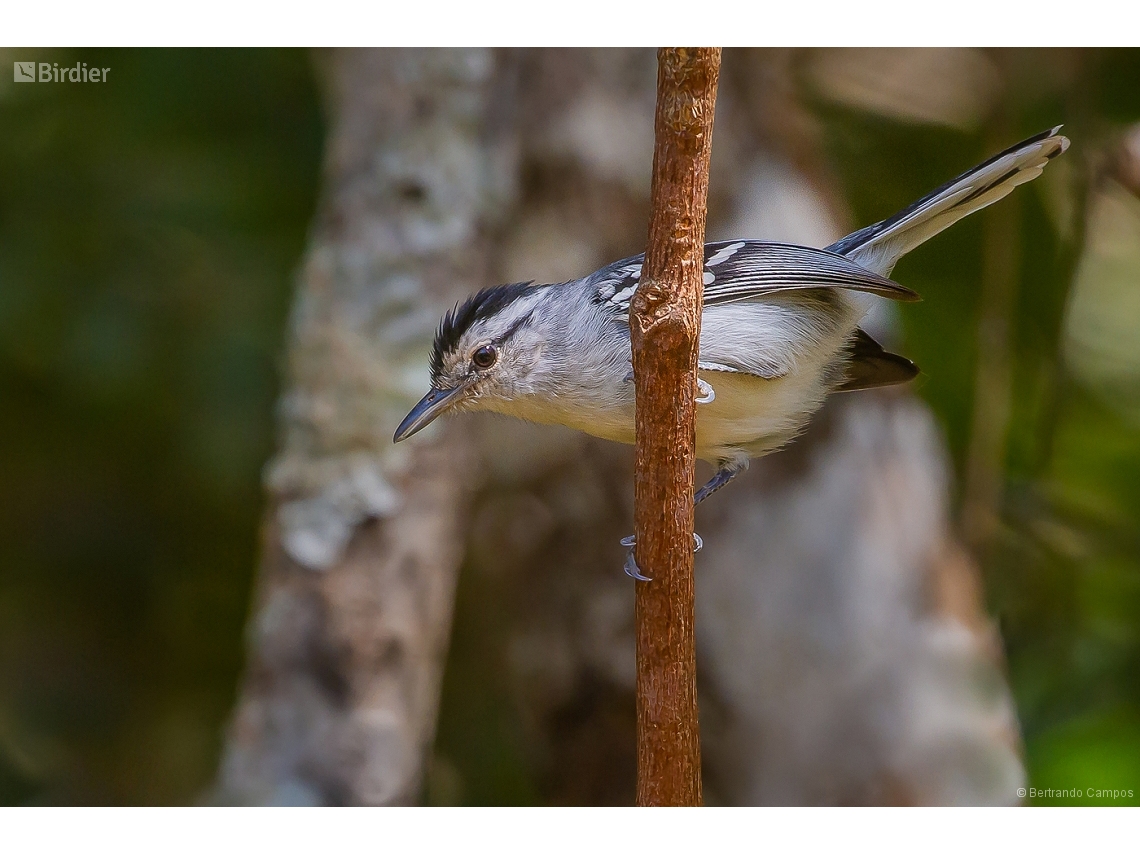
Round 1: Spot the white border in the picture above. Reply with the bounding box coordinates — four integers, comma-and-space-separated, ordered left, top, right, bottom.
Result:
2, 806, 1138, 854
2, 1, 1132, 48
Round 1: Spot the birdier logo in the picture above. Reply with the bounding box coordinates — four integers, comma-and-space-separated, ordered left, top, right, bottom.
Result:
13, 61, 110, 83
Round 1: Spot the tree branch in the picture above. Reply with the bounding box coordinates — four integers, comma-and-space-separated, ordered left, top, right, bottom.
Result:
631, 46, 720, 807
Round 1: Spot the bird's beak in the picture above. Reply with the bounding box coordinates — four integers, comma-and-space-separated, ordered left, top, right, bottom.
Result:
393, 384, 467, 443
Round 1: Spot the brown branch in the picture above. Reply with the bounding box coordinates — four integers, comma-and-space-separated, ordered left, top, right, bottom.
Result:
630, 46, 720, 807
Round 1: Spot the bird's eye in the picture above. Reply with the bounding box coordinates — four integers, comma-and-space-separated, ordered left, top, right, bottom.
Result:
471, 344, 497, 369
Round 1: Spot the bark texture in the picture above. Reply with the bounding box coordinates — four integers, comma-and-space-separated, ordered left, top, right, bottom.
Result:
630, 47, 720, 808
214, 48, 517, 805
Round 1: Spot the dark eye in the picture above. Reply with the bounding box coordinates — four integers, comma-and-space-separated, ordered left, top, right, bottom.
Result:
471, 344, 497, 369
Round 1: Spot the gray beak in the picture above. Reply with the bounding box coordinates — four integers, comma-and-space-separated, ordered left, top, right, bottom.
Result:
393, 385, 466, 443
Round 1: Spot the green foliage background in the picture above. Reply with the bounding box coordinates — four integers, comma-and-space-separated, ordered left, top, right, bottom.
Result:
1, 48, 1137, 805
0, 48, 322, 803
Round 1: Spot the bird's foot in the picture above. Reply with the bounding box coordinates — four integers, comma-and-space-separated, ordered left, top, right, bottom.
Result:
620, 533, 703, 581
622, 538, 652, 581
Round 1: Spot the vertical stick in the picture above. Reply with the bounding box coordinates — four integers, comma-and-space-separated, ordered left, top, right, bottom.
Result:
630, 47, 720, 807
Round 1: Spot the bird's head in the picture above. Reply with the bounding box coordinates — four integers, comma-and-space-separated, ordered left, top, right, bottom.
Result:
393, 281, 546, 442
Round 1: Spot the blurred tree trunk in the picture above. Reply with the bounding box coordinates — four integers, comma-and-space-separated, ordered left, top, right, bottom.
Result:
214, 48, 517, 805
218, 47, 1026, 806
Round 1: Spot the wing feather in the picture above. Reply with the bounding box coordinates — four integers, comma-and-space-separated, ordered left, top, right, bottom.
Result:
590, 240, 917, 319
837, 328, 919, 392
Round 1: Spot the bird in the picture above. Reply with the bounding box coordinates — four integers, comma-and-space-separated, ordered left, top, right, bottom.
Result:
394, 126, 1069, 576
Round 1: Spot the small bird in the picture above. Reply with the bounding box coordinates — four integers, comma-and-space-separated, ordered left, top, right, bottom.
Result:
395, 127, 1069, 573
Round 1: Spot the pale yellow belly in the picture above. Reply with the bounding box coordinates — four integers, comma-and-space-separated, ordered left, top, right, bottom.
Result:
515, 369, 828, 464
693, 370, 824, 460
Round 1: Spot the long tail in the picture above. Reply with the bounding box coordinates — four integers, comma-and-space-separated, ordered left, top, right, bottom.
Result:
828, 126, 1069, 277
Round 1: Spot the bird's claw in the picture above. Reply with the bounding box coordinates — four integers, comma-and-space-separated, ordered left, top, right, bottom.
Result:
623, 548, 652, 581
620, 532, 703, 581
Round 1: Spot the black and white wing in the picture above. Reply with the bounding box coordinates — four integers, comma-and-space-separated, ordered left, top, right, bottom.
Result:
589, 128, 1068, 317
589, 240, 918, 319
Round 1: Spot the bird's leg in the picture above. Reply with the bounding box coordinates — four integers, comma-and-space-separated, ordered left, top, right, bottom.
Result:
622, 457, 742, 580
695, 457, 748, 505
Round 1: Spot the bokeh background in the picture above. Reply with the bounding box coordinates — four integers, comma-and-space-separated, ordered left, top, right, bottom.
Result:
1, 47, 1139, 805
